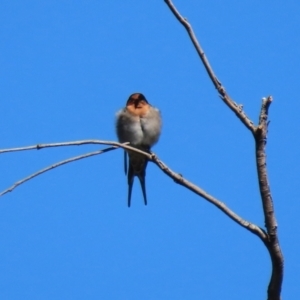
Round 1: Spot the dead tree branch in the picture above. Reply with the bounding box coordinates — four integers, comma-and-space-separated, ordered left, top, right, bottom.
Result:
151, 153, 267, 241
255, 97, 283, 300
164, 1, 283, 299
164, 0, 255, 133
1, 3, 284, 297
0, 140, 130, 154
0, 140, 267, 244
0, 147, 117, 197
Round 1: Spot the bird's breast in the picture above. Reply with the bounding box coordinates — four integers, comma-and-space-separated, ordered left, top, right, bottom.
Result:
126, 104, 149, 117
140, 109, 162, 146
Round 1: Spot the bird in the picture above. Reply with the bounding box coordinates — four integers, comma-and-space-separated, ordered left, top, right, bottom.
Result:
116, 93, 162, 207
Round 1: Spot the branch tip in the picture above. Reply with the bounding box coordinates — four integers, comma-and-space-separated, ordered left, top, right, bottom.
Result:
164, 0, 255, 133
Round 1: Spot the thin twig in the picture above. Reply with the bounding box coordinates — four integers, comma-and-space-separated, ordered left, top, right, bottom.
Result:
164, 0, 255, 133
0, 147, 116, 197
0, 140, 153, 159
255, 96, 283, 300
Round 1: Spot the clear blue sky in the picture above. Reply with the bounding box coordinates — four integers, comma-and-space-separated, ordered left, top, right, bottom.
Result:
0, 1, 299, 299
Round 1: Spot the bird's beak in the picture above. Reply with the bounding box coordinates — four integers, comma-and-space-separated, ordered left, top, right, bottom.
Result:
134, 101, 141, 109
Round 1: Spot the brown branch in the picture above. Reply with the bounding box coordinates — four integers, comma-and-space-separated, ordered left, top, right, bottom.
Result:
0, 147, 117, 197
0, 139, 267, 244
164, 1, 283, 299
151, 153, 267, 242
0, 140, 154, 159
164, 0, 255, 133
1, 134, 282, 298
0, 140, 153, 197
255, 96, 283, 300
0, 140, 130, 154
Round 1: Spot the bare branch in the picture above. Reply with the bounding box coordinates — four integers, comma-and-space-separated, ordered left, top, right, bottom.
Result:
164, 0, 255, 133
151, 153, 267, 242
0, 140, 154, 159
255, 96, 283, 300
0, 147, 117, 197
0, 140, 129, 154
164, 1, 283, 298
1, 138, 267, 245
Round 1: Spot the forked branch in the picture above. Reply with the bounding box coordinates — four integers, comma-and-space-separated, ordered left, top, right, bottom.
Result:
164, 1, 283, 299
0, 147, 116, 197
1, 141, 266, 243
0, 2, 284, 298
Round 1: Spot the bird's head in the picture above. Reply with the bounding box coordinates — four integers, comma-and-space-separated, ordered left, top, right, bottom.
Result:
126, 93, 149, 116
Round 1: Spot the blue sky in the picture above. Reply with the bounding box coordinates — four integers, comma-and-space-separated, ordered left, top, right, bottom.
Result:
0, 1, 299, 299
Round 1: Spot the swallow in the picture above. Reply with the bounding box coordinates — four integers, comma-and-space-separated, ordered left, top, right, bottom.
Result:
116, 93, 162, 207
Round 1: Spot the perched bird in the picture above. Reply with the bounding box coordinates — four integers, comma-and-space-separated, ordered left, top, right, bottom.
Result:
116, 93, 162, 207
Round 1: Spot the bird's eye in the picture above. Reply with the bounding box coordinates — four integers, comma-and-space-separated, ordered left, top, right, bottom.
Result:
127, 99, 135, 105
138, 94, 145, 101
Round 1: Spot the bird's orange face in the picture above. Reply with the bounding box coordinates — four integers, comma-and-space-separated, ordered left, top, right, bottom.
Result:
126, 93, 149, 117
